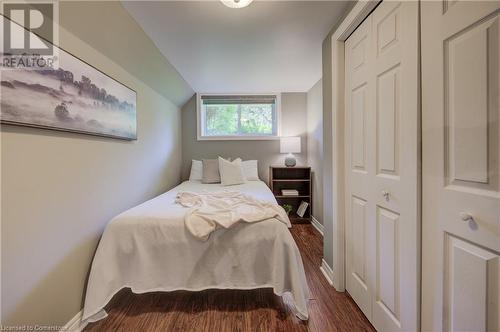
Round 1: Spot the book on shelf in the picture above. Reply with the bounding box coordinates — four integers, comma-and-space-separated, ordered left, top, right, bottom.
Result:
281, 189, 299, 196
296, 201, 309, 217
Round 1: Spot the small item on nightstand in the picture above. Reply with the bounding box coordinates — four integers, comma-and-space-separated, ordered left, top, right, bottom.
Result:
282, 189, 299, 196
296, 201, 309, 218
282, 204, 293, 216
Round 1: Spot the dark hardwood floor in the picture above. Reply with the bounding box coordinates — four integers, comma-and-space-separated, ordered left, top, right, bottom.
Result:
85, 224, 375, 332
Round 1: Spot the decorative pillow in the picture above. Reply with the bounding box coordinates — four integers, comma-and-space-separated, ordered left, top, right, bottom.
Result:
218, 157, 245, 186
241, 160, 259, 181
202, 159, 220, 183
189, 160, 203, 181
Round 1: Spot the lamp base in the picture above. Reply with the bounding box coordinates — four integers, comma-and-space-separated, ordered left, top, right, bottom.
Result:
285, 156, 296, 167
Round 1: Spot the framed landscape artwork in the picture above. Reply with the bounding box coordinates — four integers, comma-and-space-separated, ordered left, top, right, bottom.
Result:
1, 46, 137, 140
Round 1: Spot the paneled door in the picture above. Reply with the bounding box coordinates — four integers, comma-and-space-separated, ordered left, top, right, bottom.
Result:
344, 1, 419, 331
422, 2, 500, 331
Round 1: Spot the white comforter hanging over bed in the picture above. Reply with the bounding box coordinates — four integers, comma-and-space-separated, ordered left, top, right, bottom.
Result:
82, 181, 310, 323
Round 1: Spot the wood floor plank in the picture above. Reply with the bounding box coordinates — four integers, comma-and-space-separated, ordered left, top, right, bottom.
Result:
84, 224, 375, 332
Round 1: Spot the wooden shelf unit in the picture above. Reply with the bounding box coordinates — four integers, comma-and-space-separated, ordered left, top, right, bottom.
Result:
269, 166, 312, 223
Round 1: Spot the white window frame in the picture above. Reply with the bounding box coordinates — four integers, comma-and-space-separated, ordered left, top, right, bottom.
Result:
196, 93, 281, 141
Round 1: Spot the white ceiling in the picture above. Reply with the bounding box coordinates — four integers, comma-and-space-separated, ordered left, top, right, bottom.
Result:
123, 1, 351, 93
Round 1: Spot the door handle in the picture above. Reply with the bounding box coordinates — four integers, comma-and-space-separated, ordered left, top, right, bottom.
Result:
459, 212, 474, 222
381, 190, 390, 201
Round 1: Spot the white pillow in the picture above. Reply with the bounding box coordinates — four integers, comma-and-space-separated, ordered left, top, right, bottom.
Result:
189, 160, 203, 181
241, 160, 259, 181
218, 157, 245, 186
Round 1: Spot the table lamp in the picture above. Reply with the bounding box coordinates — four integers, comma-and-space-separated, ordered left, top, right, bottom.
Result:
280, 137, 301, 167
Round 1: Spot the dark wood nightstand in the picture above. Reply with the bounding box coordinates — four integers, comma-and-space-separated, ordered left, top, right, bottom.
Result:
269, 166, 312, 223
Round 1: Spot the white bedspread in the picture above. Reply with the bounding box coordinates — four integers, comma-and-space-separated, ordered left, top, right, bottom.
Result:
176, 190, 290, 240
82, 181, 310, 323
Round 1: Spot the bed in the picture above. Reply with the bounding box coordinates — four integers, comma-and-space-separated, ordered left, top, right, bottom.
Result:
82, 180, 310, 323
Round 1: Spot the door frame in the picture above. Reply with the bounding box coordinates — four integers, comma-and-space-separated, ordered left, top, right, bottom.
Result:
326, 0, 380, 292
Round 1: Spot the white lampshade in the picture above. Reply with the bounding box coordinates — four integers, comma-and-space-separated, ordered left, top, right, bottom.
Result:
220, 0, 254, 8
280, 137, 301, 154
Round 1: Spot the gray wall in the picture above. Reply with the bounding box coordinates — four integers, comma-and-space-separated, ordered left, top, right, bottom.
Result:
181, 93, 307, 183
1, 2, 192, 326
307, 80, 323, 225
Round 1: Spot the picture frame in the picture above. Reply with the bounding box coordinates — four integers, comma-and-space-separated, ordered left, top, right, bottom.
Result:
1, 15, 137, 140
296, 201, 309, 218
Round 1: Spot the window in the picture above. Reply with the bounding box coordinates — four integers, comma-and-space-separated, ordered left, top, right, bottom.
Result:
197, 94, 280, 140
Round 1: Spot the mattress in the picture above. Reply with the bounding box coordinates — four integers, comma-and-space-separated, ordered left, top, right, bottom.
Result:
82, 180, 310, 323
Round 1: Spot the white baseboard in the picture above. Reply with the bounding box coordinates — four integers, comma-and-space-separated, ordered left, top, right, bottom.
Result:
320, 259, 334, 286
311, 216, 324, 236
62, 310, 88, 332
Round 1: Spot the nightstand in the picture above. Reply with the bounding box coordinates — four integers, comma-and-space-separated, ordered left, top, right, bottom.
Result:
269, 166, 312, 223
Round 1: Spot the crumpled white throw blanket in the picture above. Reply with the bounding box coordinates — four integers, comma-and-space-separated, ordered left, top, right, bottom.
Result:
176, 190, 291, 240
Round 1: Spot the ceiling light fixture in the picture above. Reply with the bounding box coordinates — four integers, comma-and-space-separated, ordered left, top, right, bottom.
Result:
220, 0, 254, 9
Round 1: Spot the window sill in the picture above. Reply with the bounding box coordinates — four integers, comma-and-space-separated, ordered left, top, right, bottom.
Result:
197, 135, 280, 141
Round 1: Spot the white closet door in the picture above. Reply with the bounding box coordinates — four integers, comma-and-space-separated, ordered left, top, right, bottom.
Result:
422, 2, 500, 331
345, 16, 373, 319
345, 2, 419, 331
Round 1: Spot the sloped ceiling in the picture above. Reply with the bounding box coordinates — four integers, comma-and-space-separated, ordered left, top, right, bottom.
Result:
57, 1, 195, 107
